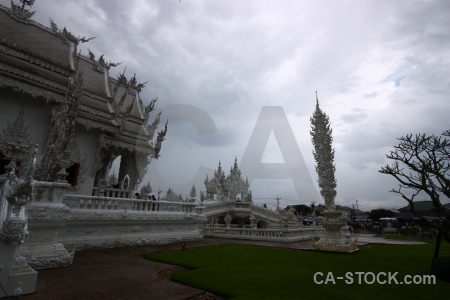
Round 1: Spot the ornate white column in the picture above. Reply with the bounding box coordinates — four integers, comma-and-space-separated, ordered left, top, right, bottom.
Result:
0, 159, 38, 297
310, 93, 358, 252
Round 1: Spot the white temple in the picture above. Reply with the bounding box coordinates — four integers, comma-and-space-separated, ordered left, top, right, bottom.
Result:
204, 158, 250, 202
0, 4, 167, 195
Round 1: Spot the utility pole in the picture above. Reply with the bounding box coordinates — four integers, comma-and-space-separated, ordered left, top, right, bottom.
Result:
311, 200, 316, 226
351, 203, 356, 224
275, 195, 281, 208
157, 187, 162, 201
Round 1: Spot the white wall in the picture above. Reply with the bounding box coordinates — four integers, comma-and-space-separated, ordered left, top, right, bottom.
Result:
72, 125, 100, 195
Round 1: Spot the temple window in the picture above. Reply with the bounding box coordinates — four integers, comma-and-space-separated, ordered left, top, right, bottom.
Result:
0, 151, 10, 175
66, 163, 80, 186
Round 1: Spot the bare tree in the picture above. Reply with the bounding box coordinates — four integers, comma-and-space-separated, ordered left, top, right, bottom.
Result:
379, 129, 450, 263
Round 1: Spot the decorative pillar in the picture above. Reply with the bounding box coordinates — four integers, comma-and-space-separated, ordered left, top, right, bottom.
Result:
17, 180, 74, 270
310, 93, 358, 252
224, 213, 232, 228
0, 161, 38, 297
118, 151, 130, 189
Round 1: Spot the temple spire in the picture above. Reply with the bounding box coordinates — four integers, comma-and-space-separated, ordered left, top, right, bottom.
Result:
310, 93, 337, 209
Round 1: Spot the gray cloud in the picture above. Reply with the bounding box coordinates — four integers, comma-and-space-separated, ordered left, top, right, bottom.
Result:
341, 108, 368, 124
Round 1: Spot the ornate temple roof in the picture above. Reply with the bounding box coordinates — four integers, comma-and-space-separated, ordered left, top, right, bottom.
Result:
0, 4, 164, 155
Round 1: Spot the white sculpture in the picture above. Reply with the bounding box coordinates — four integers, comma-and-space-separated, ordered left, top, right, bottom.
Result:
0, 145, 38, 297
310, 93, 358, 252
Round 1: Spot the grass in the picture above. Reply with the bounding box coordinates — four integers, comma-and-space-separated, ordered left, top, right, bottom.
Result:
145, 239, 450, 300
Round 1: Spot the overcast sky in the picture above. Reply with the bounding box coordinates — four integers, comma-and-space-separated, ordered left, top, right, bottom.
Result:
5, 0, 449, 211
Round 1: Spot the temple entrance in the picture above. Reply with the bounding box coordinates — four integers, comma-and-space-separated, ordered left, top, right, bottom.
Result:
0, 151, 9, 175
93, 148, 141, 198
66, 163, 80, 186
108, 156, 120, 188
257, 220, 269, 229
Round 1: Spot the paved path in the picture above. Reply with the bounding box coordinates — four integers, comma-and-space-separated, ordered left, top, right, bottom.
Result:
355, 234, 426, 245
20, 236, 425, 300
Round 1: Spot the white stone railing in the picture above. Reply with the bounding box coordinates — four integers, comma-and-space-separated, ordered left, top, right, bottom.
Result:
33, 180, 70, 203
249, 204, 277, 215
203, 201, 262, 217
62, 194, 198, 213
204, 225, 324, 242
234, 202, 251, 209
92, 187, 130, 198
249, 204, 282, 222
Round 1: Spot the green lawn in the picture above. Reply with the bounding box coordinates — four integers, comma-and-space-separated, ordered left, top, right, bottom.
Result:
145, 240, 450, 300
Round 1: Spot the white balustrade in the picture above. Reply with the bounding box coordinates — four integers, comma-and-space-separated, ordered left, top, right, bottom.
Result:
92, 187, 130, 198
62, 194, 198, 213
203, 225, 323, 242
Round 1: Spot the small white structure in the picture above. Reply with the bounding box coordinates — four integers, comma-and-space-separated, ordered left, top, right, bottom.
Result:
201, 159, 328, 242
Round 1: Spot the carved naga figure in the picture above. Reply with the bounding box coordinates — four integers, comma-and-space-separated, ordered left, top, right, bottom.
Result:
0, 144, 37, 244
154, 121, 168, 158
